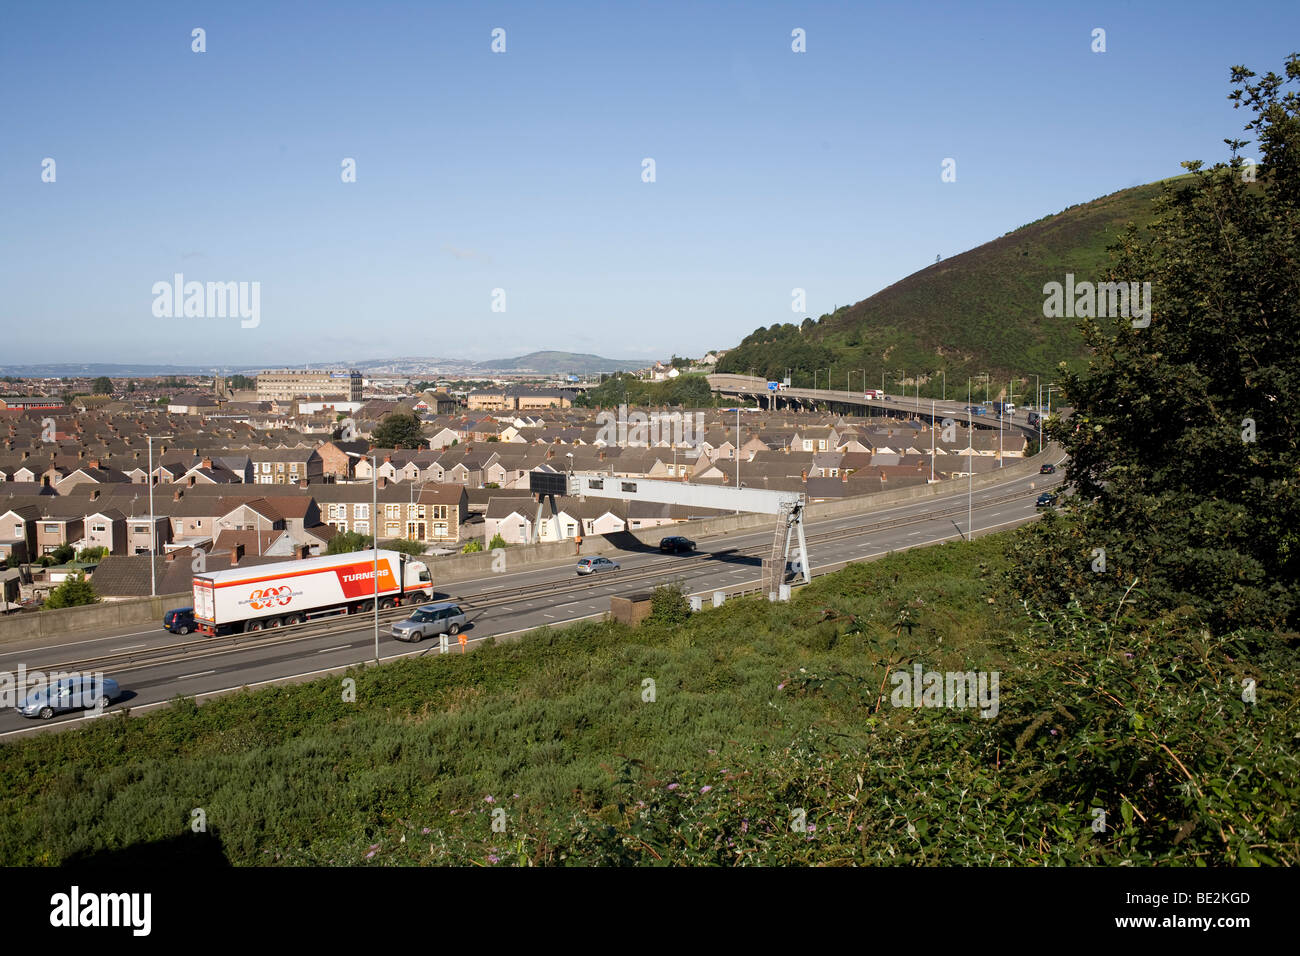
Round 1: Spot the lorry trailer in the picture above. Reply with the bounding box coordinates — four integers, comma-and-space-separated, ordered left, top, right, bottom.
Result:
192, 550, 433, 635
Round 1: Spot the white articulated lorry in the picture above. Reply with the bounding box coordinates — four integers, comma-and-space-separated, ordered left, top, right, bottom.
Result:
192, 550, 433, 635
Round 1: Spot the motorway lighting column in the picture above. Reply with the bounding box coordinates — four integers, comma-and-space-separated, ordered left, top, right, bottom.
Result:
147, 433, 173, 599
347, 451, 381, 665
967, 382, 973, 540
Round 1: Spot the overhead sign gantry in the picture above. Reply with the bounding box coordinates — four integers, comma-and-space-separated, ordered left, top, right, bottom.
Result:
529, 471, 810, 594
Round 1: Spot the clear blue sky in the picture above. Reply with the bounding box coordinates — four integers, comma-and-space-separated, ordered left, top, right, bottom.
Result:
2, 0, 1296, 368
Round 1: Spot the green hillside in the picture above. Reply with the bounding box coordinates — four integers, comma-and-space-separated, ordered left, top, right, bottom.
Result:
719, 178, 1187, 399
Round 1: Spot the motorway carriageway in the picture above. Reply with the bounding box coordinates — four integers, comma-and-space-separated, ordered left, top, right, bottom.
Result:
0, 456, 1065, 738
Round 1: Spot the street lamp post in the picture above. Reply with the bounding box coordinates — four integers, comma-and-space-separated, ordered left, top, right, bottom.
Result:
147, 434, 173, 599
346, 451, 380, 665
735, 406, 741, 514
967, 381, 973, 540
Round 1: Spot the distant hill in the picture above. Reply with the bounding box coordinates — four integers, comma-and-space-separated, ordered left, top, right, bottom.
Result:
474, 351, 648, 374
718, 178, 1182, 397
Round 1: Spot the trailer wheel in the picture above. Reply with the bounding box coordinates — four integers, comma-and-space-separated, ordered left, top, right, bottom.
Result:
380, 597, 396, 610
247, 620, 264, 632
284, 614, 302, 626
267, 617, 282, 628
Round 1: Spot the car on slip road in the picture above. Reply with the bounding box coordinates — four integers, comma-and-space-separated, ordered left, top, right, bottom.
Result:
576, 556, 620, 575
659, 536, 696, 554
1039, 463, 1056, 475
1036, 491, 1059, 508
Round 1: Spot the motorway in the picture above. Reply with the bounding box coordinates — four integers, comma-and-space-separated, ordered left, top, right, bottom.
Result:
707, 372, 1052, 439
0, 448, 1066, 738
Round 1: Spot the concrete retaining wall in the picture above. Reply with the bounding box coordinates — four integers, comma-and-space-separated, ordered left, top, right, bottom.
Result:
0, 592, 190, 646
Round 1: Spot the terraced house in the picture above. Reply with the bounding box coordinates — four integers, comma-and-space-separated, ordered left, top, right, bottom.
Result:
245, 447, 324, 485
314, 482, 467, 544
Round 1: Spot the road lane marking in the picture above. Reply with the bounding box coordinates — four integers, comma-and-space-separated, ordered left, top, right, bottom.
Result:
316, 645, 352, 654
177, 670, 216, 680
112, 643, 148, 651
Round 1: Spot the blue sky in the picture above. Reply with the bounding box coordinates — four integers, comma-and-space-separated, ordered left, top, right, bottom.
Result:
2, 0, 1296, 368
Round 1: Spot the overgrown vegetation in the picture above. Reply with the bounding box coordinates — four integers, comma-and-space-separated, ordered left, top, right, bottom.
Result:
0, 534, 1292, 866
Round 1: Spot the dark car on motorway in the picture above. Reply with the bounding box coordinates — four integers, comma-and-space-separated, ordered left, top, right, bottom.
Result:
391, 602, 467, 642
1039, 464, 1056, 475
576, 556, 620, 575
1036, 491, 1059, 508
163, 607, 196, 635
659, 536, 695, 554
17, 675, 120, 720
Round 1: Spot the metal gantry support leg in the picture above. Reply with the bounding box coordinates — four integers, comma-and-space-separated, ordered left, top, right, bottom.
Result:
793, 505, 810, 584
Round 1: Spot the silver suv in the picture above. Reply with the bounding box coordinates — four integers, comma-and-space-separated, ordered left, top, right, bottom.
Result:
392, 602, 467, 643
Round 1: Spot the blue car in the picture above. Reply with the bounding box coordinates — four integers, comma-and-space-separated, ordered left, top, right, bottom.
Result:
163, 607, 196, 635
17, 675, 120, 720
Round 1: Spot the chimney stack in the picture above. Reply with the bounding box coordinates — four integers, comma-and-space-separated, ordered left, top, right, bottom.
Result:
201, 457, 213, 470
230, 543, 245, 565
173, 489, 183, 500
801, 470, 807, 483
88, 459, 101, 470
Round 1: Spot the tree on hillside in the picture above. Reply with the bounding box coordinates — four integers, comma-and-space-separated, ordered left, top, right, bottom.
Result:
44, 572, 98, 609
371, 413, 426, 449
1014, 54, 1300, 631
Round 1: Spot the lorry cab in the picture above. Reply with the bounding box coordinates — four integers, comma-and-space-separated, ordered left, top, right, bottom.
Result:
403, 559, 433, 602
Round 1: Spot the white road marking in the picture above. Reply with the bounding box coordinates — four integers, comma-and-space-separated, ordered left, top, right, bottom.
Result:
316, 645, 352, 654
112, 643, 148, 651
177, 670, 216, 680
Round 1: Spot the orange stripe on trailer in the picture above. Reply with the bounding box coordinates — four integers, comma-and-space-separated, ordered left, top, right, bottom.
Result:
201, 561, 393, 590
